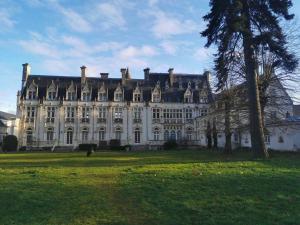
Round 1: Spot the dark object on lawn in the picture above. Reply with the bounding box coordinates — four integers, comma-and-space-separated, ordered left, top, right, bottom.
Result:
78, 144, 97, 151
98, 141, 108, 150
109, 139, 121, 150
19, 146, 27, 151
2, 135, 18, 152
86, 148, 93, 157
163, 140, 178, 150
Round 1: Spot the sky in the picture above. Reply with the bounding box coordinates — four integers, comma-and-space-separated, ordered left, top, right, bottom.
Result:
1, 0, 300, 113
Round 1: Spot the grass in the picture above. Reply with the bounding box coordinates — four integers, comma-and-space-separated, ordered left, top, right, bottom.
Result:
0, 150, 299, 225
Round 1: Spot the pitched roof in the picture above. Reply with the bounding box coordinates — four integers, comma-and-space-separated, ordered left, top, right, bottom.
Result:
0, 111, 16, 120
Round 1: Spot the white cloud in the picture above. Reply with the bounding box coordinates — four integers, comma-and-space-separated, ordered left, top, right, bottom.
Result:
160, 41, 177, 55
93, 2, 126, 29
0, 9, 15, 30
119, 45, 158, 59
150, 10, 199, 39
194, 47, 214, 61
18, 39, 59, 58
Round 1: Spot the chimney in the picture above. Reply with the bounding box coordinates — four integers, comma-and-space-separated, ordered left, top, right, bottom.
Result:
81, 65, 86, 83
121, 68, 131, 85
168, 68, 174, 87
204, 70, 211, 83
100, 73, 109, 79
144, 68, 150, 81
22, 63, 31, 89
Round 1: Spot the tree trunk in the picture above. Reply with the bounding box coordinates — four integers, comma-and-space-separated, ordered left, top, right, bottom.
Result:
224, 100, 232, 154
242, 2, 269, 158
213, 120, 218, 149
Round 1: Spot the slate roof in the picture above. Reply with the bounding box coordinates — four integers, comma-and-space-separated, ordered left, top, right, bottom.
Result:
0, 111, 16, 120
20, 71, 213, 103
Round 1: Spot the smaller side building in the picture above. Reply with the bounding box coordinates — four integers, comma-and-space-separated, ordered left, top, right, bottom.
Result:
0, 111, 18, 145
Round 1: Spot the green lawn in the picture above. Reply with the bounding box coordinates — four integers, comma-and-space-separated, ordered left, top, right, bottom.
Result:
0, 150, 299, 225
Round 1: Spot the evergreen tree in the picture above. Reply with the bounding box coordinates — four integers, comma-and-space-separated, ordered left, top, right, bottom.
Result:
202, 0, 298, 158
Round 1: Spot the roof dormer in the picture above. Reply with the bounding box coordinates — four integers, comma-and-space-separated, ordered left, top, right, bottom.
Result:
133, 83, 142, 102
47, 80, 57, 100
114, 83, 123, 102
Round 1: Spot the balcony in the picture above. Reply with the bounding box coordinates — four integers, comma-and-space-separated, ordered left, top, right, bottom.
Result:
152, 118, 160, 124
133, 118, 142, 123
65, 118, 75, 123
97, 118, 106, 123
46, 118, 55, 123
114, 118, 123, 123
81, 118, 90, 123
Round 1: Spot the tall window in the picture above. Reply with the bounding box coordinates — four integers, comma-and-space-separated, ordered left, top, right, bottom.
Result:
47, 107, 55, 119
133, 108, 141, 120
26, 128, 33, 144
134, 128, 141, 143
154, 128, 159, 141
28, 90, 36, 100
116, 127, 121, 140
134, 93, 141, 102
164, 130, 169, 141
82, 107, 90, 119
99, 92, 107, 101
67, 128, 73, 144
99, 107, 106, 119
48, 91, 56, 100
114, 92, 123, 101
66, 107, 75, 118
67, 92, 76, 101
170, 130, 176, 140
82, 128, 89, 142
152, 93, 160, 102
27, 107, 36, 118
82, 92, 90, 101
152, 108, 160, 119
114, 107, 122, 119
177, 130, 182, 140
185, 108, 192, 119
99, 128, 105, 141
184, 94, 192, 103
265, 135, 270, 144
47, 127, 54, 142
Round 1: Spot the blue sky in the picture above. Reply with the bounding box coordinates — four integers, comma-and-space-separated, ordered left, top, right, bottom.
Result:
1, 0, 300, 113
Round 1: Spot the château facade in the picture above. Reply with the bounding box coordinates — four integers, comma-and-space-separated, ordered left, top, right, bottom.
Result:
17, 63, 212, 149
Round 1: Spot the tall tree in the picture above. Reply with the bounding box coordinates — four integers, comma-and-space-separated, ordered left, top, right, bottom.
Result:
202, 0, 298, 158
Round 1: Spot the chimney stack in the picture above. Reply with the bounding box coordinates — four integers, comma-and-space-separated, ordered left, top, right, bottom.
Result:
144, 68, 150, 81
100, 73, 109, 79
81, 65, 86, 83
22, 63, 31, 89
121, 68, 131, 85
168, 68, 174, 87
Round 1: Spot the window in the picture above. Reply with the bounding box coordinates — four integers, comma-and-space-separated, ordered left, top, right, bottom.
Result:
47, 128, 54, 142
133, 108, 142, 120
99, 128, 105, 141
82, 92, 90, 101
48, 91, 56, 100
47, 107, 55, 119
116, 127, 121, 140
164, 130, 169, 141
66, 107, 75, 118
200, 109, 208, 116
26, 128, 33, 144
27, 107, 36, 118
114, 107, 122, 119
278, 136, 284, 143
115, 92, 123, 101
234, 133, 239, 142
28, 90, 36, 100
99, 92, 107, 101
134, 93, 141, 102
170, 130, 176, 140
187, 132, 192, 141
177, 130, 182, 140
82, 128, 89, 142
82, 107, 90, 119
184, 93, 192, 103
152, 108, 160, 119
99, 107, 106, 119
154, 128, 159, 141
265, 135, 270, 144
67, 128, 73, 144
185, 108, 192, 119
134, 128, 141, 143
152, 93, 160, 102
67, 92, 76, 101
200, 97, 208, 103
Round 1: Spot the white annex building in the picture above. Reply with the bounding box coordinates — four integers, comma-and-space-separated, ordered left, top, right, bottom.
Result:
17, 63, 211, 150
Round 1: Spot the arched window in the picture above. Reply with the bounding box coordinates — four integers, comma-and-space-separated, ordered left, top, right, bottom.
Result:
82, 128, 89, 142
115, 127, 122, 140
99, 127, 105, 141
177, 130, 182, 140
170, 130, 176, 140
26, 128, 33, 144
164, 130, 169, 141
154, 128, 159, 141
134, 128, 141, 143
46, 127, 54, 142
67, 128, 73, 144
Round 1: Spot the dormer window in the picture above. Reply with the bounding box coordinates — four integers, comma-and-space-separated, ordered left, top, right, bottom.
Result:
82, 92, 90, 101
67, 92, 76, 101
47, 80, 57, 100
152, 81, 161, 103
134, 93, 141, 102
133, 83, 142, 102
184, 84, 193, 103
28, 90, 36, 100
48, 91, 56, 100
99, 92, 107, 101
114, 84, 123, 102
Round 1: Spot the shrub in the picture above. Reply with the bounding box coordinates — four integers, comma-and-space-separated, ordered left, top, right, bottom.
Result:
19, 146, 27, 152
109, 139, 122, 151
2, 135, 18, 152
98, 141, 108, 150
163, 140, 178, 150
78, 144, 97, 151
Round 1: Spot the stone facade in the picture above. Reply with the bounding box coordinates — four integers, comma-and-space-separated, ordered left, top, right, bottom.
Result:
17, 64, 211, 149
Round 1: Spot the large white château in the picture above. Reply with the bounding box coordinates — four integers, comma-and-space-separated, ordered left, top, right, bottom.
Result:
17, 63, 211, 150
